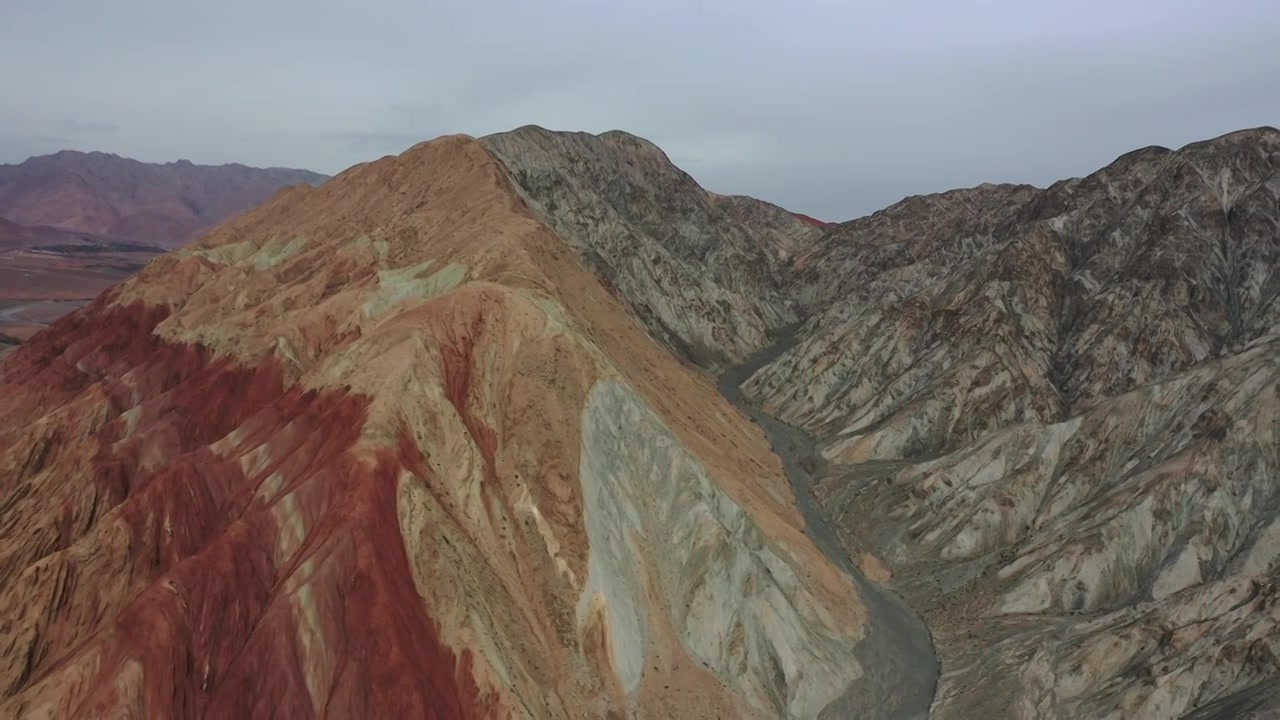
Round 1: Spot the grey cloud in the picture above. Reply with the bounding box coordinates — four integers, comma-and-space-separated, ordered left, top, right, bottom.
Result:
0, 133, 74, 161
2, 0, 1278, 220
56, 119, 120, 134
326, 131, 433, 155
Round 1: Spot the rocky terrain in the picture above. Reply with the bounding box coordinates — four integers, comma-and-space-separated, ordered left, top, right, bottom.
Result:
738, 126, 1280, 718
0, 123, 1275, 719
708, 193, 827, 265
0, 132, 928, 719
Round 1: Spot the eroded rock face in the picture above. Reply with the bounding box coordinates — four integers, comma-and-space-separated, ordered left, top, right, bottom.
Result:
789, 182, 1041, 306
579, 380, 865, 717
708, 193, 826, 265
481, 126, 797, 369
817, 334, 1280, 718
0, 133, 876, 718
739, 126, 1280, 718
745, 127, 1279, 465
943, 575, 1280, 719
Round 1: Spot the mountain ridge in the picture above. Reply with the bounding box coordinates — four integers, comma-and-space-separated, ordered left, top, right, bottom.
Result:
0, 124, 1276, 719
0, 132, 902, 719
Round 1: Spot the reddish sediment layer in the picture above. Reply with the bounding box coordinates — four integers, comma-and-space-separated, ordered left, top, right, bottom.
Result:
791, 212, 832, 228
0, 298, 490, 718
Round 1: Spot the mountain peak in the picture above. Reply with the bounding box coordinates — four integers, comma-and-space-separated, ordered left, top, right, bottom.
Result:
0, 123, 881, 718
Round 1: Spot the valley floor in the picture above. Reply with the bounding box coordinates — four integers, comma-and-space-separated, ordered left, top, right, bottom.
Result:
720, 327, 940, 719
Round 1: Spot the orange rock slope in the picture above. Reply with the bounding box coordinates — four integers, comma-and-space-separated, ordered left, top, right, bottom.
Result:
0, 136, 883, 718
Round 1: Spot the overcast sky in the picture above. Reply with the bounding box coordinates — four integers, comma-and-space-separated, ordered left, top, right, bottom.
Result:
2, 1, 1277, 219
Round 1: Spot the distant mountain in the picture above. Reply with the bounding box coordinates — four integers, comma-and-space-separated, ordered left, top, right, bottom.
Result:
0, 214, 151, 251
0, 215, 60, 249
0, 150, 328, 247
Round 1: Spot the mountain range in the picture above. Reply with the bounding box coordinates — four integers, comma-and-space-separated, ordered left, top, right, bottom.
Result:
0, 151, 328, 246
0, 125, 1275, 718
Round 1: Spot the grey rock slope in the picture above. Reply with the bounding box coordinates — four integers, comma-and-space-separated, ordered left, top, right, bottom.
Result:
822, 333, 1278, 718
708, 192, 826, 266
728, 126, 1280, 719
790, 181, 1041, 309
745, 127, 1279, 465
481, 126, 799, 369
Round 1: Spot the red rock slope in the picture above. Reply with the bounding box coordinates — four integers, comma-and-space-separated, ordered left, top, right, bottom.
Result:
0, 136, 881, 718
790, 212, 832, 229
